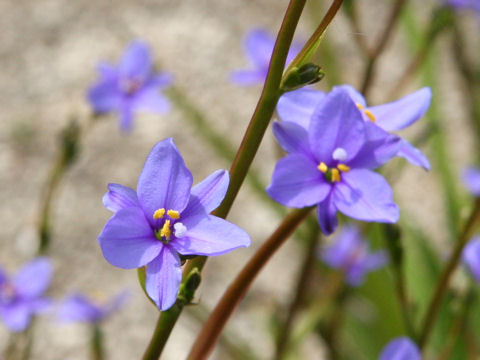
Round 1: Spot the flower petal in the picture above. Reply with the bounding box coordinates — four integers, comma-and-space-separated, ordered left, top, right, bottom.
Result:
379, 337, 421, 360
182, 170, 229, 218
244, 29, 274, 68
396, 139, 431, 170
462, 236, 480, 282
118, 100, 134, 132
132, 86, 170, 114
267, 154, 331, 208
316, 192, 338, 235
334, 84, 366, 107
97, 62, 118, 81
119, 41, 152, 83
0, 302, 31, 332
230, 70, 266, 86
308, 87, 366, 163
322, 225, 363, 268
87, 79, 121, 113
272, 121, 312, 156
58, 294, 103, 323
276, 88, 326, 129
348, 122, 402, 169
145, 247, 182, 311
463, 167, 480, 196
369, 87, 432, 132
103, 183, 139, 213
170, 215, 250, 256
334, 169, 399, 223
13, 258, 52, 298
98, 207, 162, 269
137, 138, 193, 221
148, 72, 173, 88
347, 251, 388, 286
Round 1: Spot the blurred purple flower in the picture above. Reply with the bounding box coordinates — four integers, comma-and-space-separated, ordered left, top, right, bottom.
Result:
0, 258, 52, 332
267, 87, 400, 235
277, 85, 432, 170
58, 291, 129, 324
462, 235, 480, 282
322, 225, 388, 286
463, 167, 480, 196
230, 28, 301, 86
98, 138, 251, 310
88, 41, 172, 132
446, 0, 480, 13
378, 337, 421, 360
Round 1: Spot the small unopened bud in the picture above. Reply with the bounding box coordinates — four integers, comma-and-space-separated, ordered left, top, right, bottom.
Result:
281, 63, 325, 92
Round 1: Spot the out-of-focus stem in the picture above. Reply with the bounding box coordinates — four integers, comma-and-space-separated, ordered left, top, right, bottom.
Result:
187, 207, 314, 360
360, 0, 407, 98
275, 219, 319, 359
418, 198, 480, 350
90, 325, 105, 360
141, 0, 308, 357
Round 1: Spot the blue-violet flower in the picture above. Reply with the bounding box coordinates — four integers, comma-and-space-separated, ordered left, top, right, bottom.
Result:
88, 41, 172, 132
230, 28, 301, 86
322, 225, 388, 286
463, 167, 480, 196
267, 87, 400, 235
462, 235, 480, 282
277, 85, 432, 170
58, 291, 129, 324
98, 138, 251, 310
446, 0, 480, 14
0, 258, 52, 332
378, 337, 421, 360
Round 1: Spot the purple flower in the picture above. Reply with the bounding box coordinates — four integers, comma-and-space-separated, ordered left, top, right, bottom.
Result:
378, 337, 421, 360
267, 87, 400, 235
0, 258, 52, 332
446, 0, 480, 14
230, 28, 301, 86
58, 291, 129, 324
322, 225, 387, 286
277, 85, 432, 170
462, 235, 480, 282
463, 167, 480, 196
88, 41, 172, 132
98, 138, 251, 310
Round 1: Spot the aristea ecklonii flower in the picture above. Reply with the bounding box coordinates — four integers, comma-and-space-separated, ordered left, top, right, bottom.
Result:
321, 225, 388, 286
98, 138, 251, 310
88, 41, 172, 132
58, 291, 129, 324
446, 0, 480, 14
378, 337, 421, 360
230, 28, 301, 86
462, 235, 480, 282
267, 87, 400, 235
277, 85, 432, 170
0, 258, 52, 332
462, 167, 480, 196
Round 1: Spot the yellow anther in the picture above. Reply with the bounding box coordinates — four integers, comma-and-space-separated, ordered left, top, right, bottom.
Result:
337, 164, 350, 172
167, 210, 180, 219
331, 168, 341, 182
160, 220, 171, 238
356, 103, 364, 110
364, 109, 376, 122
153, 208, 165, 219
318, 162, 328, 173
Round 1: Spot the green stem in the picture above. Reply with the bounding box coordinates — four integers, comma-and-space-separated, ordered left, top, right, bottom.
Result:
90, 324, 105, 360
140, 0, 308, 357
187, 207, 314, 360
418, 198, 480, 350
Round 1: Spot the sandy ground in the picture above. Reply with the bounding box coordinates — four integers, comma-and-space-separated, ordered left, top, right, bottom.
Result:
0, 0, 478, 359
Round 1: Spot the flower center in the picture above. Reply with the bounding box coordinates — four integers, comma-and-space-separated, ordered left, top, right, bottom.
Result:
152, 208, 187, 244
121, 78, 142, 95
0, 283, 16, 304
356, 103, 376, 122
317, 148, 350, 183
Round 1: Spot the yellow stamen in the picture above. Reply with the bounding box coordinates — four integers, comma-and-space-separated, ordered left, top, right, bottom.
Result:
331, 168, 341, 182
160, 220, 171, 238
356, 103, 364, 110
318, 162, 328, 173
337, 164, 350, 172
364, 109, 376, 122
167, 210, 180, 219
153, 208, 165, 219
